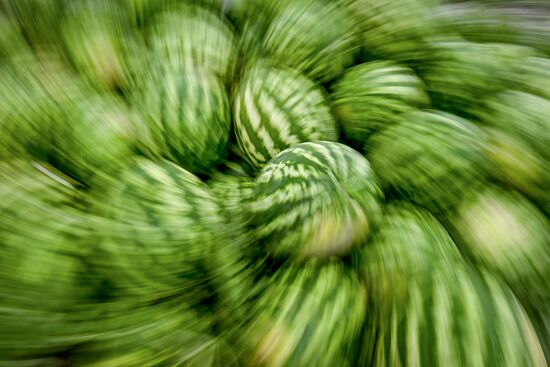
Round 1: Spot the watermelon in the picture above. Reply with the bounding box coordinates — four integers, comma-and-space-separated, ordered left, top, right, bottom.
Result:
149, 4, 237, 80
0, 51, 83, 160
0, 161, 93, 359
517, 57, 550, 100
234, 61, 338, 170
422, 39, 534, 116
430, 2, 550, 56
332, 60, 429, 143
61, 1, 135, 91
70, 300, 237, 367
0, 12, 29, 61
367, 110, 487, 214
454, 188, 550, 308
208, 162, 255, 234
263, 0, 358, 82
359, 202, 461, 313
368, 265, 547, 366
53, 93, 147, 183
250, 141, 382, 259
341, 0, 445, 64
134, 63, 231, 173
91, 158, 249, 307
1, 0, 63, 48
241, 260, 365, 367
474, 91, 550, 213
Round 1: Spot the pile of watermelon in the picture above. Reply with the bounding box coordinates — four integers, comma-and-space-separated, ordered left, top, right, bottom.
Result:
1, 0, 549, 365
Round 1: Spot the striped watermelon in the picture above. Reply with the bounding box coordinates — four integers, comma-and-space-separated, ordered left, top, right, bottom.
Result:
454, 188, 550, 308
474, 91, 550, 213
71, 300, 237, 367
242, 260, 365, 367
234, 61, 338, 170
341, 0, 444, 63
423, 40, 534, 116
359, 202, 461, 312
149, 4, 237, 80
136, 64, 231, 173
332, 60, 430, 143
368, 265, 547, 367
518, 57, 550, 100
208, 162, 255, 234
92, 158, 231, 302
263, 0, 358, 82
367, 110, 487, 214
0, 160, 92, 359
250, 141, 382, 259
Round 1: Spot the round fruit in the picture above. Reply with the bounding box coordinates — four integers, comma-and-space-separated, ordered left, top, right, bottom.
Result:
234, 61, 337, 170
368, 110, 487, 214
243, 260, 365, 367
250, 141, 381, 259
264, 0, 358, 82
332, 60, 429, 143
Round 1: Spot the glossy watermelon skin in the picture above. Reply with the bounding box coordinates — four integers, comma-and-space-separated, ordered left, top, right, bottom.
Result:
368, 110, 487, 215
332, 60, 429, 143
263, 0, 358, 83
242, 260, 366, 367
136, 64, 231, 174
454, 188, 550, 308
368, 265, 547, 367
234, 62, 338, 170
250, 141, 381, 260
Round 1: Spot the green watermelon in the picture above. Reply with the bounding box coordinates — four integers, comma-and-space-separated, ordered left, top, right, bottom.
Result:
341, 0, 445, 64
368, 265, 547, 367
61, 1, 135, 91
0, 161, 92, 359
332, 60, 430, 143
208, 162, 255, 234
474, 91, 550, 213
91, 158, 249, 308
359, 202, 461, 313
250, 141, 382, 259
1, 0, 63, 48
454, 188, 550, 307
423, 39, 534, 116
367, 110, 487, 214
263, 0, 358, 82
234, 61, 338, 170
53, 93, 147, 183
241, 260, 365, 367
70, 300, 237, 367
0, 51, 83, 160
517, 57, 550, 100
430, 2, 550, 56
149, 4, 237, 80
134, 63, 231, 173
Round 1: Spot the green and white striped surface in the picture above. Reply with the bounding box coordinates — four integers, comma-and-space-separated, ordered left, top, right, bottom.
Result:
250, 141, 381, 259
234, 62, 337, 170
